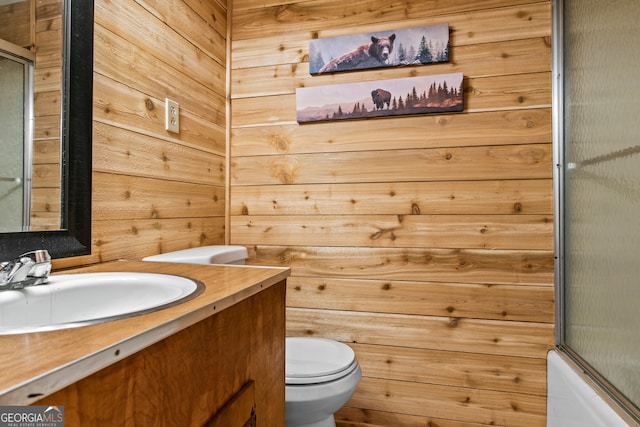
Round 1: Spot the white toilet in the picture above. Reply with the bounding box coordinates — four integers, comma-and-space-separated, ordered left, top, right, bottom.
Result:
142, 245, 249, 265
143, 246, 361, 426
285, 336, 362, 427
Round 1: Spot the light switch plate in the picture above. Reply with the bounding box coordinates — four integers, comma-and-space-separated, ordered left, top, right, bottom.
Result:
165, 98, 179, 133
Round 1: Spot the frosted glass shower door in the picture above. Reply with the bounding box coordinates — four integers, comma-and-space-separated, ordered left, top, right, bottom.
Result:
559, 0, 640, 419
0, 51, 32, 231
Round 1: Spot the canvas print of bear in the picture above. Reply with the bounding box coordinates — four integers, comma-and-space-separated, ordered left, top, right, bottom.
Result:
309, 23, 449, 74
296, 72, 463, 124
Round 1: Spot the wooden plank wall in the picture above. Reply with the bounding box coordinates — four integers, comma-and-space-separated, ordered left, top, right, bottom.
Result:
0, 1, 31, 48
229, 1, 554, 426
31, 0, 63, 230
57, 0, 229, 267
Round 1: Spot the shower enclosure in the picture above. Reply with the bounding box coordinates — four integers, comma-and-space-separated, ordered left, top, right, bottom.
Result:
0, 49, 33, 231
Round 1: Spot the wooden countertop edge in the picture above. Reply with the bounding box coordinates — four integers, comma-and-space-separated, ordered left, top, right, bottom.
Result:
0, 261, 290, 405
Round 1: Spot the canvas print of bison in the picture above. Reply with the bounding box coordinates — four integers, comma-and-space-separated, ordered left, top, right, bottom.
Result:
309, 23, 449, 75
296, 72, 463, 123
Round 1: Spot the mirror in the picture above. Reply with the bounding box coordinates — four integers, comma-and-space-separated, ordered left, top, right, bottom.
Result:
0, 0, 93, 259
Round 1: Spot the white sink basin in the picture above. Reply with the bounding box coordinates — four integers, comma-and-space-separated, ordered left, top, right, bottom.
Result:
0, 272, 204, 334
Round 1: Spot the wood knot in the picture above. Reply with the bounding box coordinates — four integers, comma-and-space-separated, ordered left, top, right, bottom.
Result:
272, 136, 290, 153
144, 98, 154, 110
514, 202, 523, 212
370, 230, 384, 240
381, 283, 392, 290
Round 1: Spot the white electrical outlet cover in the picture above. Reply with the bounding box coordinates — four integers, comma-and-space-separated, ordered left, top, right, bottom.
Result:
165, 98, 179, 133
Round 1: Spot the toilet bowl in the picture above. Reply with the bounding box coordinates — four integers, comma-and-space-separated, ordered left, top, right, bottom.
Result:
142, 246, 361, 427
285, 337, 362, 427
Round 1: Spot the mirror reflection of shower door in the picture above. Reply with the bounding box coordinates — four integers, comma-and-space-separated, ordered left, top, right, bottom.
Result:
0, 51, 33, 231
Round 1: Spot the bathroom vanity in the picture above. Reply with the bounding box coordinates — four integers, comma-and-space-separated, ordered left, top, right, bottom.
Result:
0, 261, 289, 426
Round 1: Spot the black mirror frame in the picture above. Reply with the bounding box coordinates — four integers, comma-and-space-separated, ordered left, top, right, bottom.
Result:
0, 0, 93, 260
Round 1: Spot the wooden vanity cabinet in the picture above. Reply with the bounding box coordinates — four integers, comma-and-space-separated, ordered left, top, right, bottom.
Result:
35, 280, 286, 426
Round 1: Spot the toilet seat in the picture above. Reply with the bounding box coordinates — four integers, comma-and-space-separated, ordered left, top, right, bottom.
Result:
286, 337, 358, 385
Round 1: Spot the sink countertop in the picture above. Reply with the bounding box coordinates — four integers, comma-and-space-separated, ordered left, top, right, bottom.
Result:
0, 260, 290, 405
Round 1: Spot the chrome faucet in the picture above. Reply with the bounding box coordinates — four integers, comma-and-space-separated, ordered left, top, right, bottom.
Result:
0, 250, 52, 290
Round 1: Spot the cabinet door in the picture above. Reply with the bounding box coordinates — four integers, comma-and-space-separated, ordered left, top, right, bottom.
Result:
204, 380, 256, 427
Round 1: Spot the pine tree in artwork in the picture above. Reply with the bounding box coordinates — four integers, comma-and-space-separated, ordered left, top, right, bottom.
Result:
407, 46, 416, 63
411, 86, 419, 106
397, 43, 407, 63
442, 40, 450, 62
428, 82, 436, 103
416, 36, 433, 64
309, 43, 325, 73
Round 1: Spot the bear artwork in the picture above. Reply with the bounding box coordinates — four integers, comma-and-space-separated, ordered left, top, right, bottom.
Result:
371, 89, 392, 110
318, 34, 396, 73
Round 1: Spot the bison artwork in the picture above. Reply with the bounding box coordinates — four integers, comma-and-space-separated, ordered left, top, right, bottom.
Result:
371, 89, 392, 110
318, 34, 396, 73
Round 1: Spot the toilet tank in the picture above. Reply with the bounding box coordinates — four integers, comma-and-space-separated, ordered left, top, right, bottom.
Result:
142, 246, 248, 265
